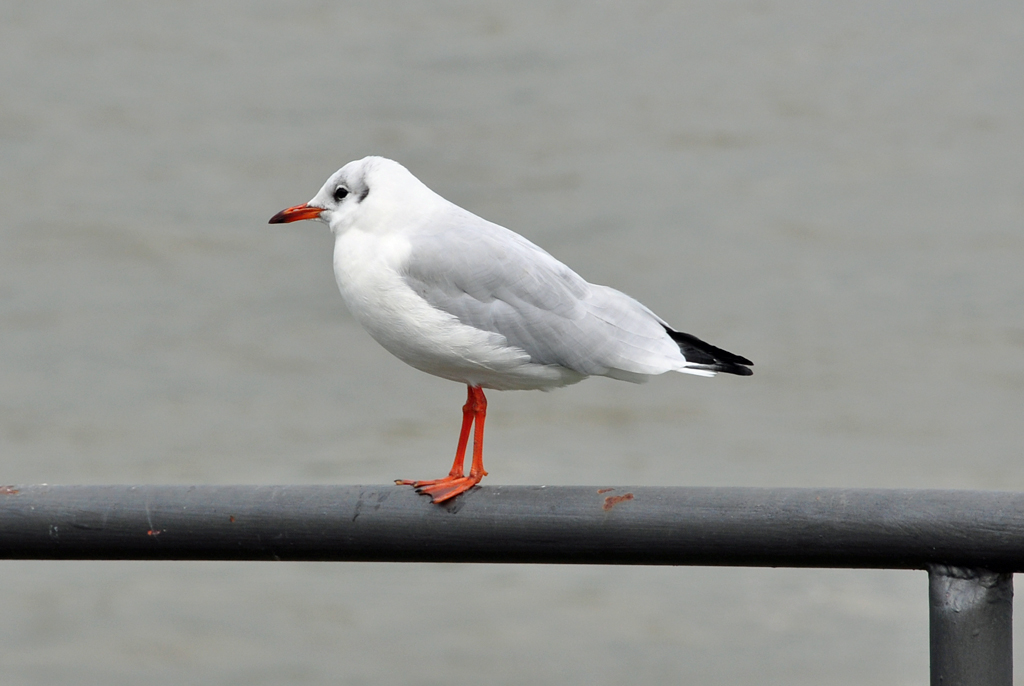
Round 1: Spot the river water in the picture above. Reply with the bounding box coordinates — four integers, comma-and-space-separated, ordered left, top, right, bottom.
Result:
2, 1, 1023, 684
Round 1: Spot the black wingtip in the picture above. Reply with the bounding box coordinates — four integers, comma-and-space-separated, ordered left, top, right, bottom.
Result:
664, 326, 753, 376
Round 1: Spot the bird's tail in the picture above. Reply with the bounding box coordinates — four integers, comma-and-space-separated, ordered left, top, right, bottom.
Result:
664, 326, 753, 376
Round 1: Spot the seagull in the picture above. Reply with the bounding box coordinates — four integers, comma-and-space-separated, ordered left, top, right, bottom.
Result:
269, 157, 752, 503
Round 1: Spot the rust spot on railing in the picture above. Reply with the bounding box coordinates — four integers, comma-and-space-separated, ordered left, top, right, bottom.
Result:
0, 486, 20, 495
602, 493, 634, 510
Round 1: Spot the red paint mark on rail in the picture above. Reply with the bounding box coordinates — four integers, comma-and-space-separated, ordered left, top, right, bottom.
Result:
0, 486, 20, 495
603, 493, 634, 510
597, 488, 614, 494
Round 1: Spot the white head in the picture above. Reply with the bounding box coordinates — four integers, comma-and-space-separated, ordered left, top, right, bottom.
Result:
269, 156, 441, 235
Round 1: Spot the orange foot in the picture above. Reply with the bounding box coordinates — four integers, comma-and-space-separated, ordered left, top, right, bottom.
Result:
396, 385, 490, 504
395, 473, 485, 504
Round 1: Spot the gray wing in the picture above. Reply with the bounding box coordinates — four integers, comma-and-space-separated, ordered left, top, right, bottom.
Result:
402, 212, 683, 380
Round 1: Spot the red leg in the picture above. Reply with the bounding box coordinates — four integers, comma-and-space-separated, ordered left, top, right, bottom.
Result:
403, 389, 474, 481
396, 385, 489, 503
466, 386, 488, 481
450, 388, 476, 477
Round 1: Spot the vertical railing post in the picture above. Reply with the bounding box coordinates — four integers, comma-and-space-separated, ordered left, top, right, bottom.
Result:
929, 565, 1013, 685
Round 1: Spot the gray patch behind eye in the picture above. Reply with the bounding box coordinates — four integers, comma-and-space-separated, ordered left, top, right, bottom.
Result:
358, 186, 370, 202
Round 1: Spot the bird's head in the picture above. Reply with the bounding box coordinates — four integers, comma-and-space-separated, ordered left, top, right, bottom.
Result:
269, 156, 437, 235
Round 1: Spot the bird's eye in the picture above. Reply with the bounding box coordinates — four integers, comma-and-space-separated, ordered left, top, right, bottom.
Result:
333, 187, 349, 202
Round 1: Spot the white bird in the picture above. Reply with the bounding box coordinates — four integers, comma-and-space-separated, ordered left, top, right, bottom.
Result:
270, 157, 752, 503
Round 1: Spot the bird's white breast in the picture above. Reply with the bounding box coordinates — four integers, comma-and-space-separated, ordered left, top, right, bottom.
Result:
332, 227, 577, 390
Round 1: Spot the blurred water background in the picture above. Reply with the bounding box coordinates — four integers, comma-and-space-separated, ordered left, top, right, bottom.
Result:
1, 1, 1023, 684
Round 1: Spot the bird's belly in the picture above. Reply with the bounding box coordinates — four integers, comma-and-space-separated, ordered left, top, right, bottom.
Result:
333, 230, 584, 391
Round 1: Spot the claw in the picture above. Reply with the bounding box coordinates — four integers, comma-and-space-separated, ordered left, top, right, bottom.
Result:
396, 474, 484, 503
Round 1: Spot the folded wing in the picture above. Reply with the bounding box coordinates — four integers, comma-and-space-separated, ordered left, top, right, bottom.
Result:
402, 213, 740, 381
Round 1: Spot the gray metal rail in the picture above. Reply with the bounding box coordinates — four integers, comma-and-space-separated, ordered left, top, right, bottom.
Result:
1, 484, 1020, 685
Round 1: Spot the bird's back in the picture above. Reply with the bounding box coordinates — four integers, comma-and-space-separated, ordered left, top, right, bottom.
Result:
401, 208, 700, 384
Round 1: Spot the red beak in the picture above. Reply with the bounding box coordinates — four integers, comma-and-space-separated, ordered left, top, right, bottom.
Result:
268, 203, 324, 224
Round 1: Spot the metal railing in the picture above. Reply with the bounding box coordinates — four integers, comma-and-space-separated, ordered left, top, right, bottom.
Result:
2, 484, 1021, 685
